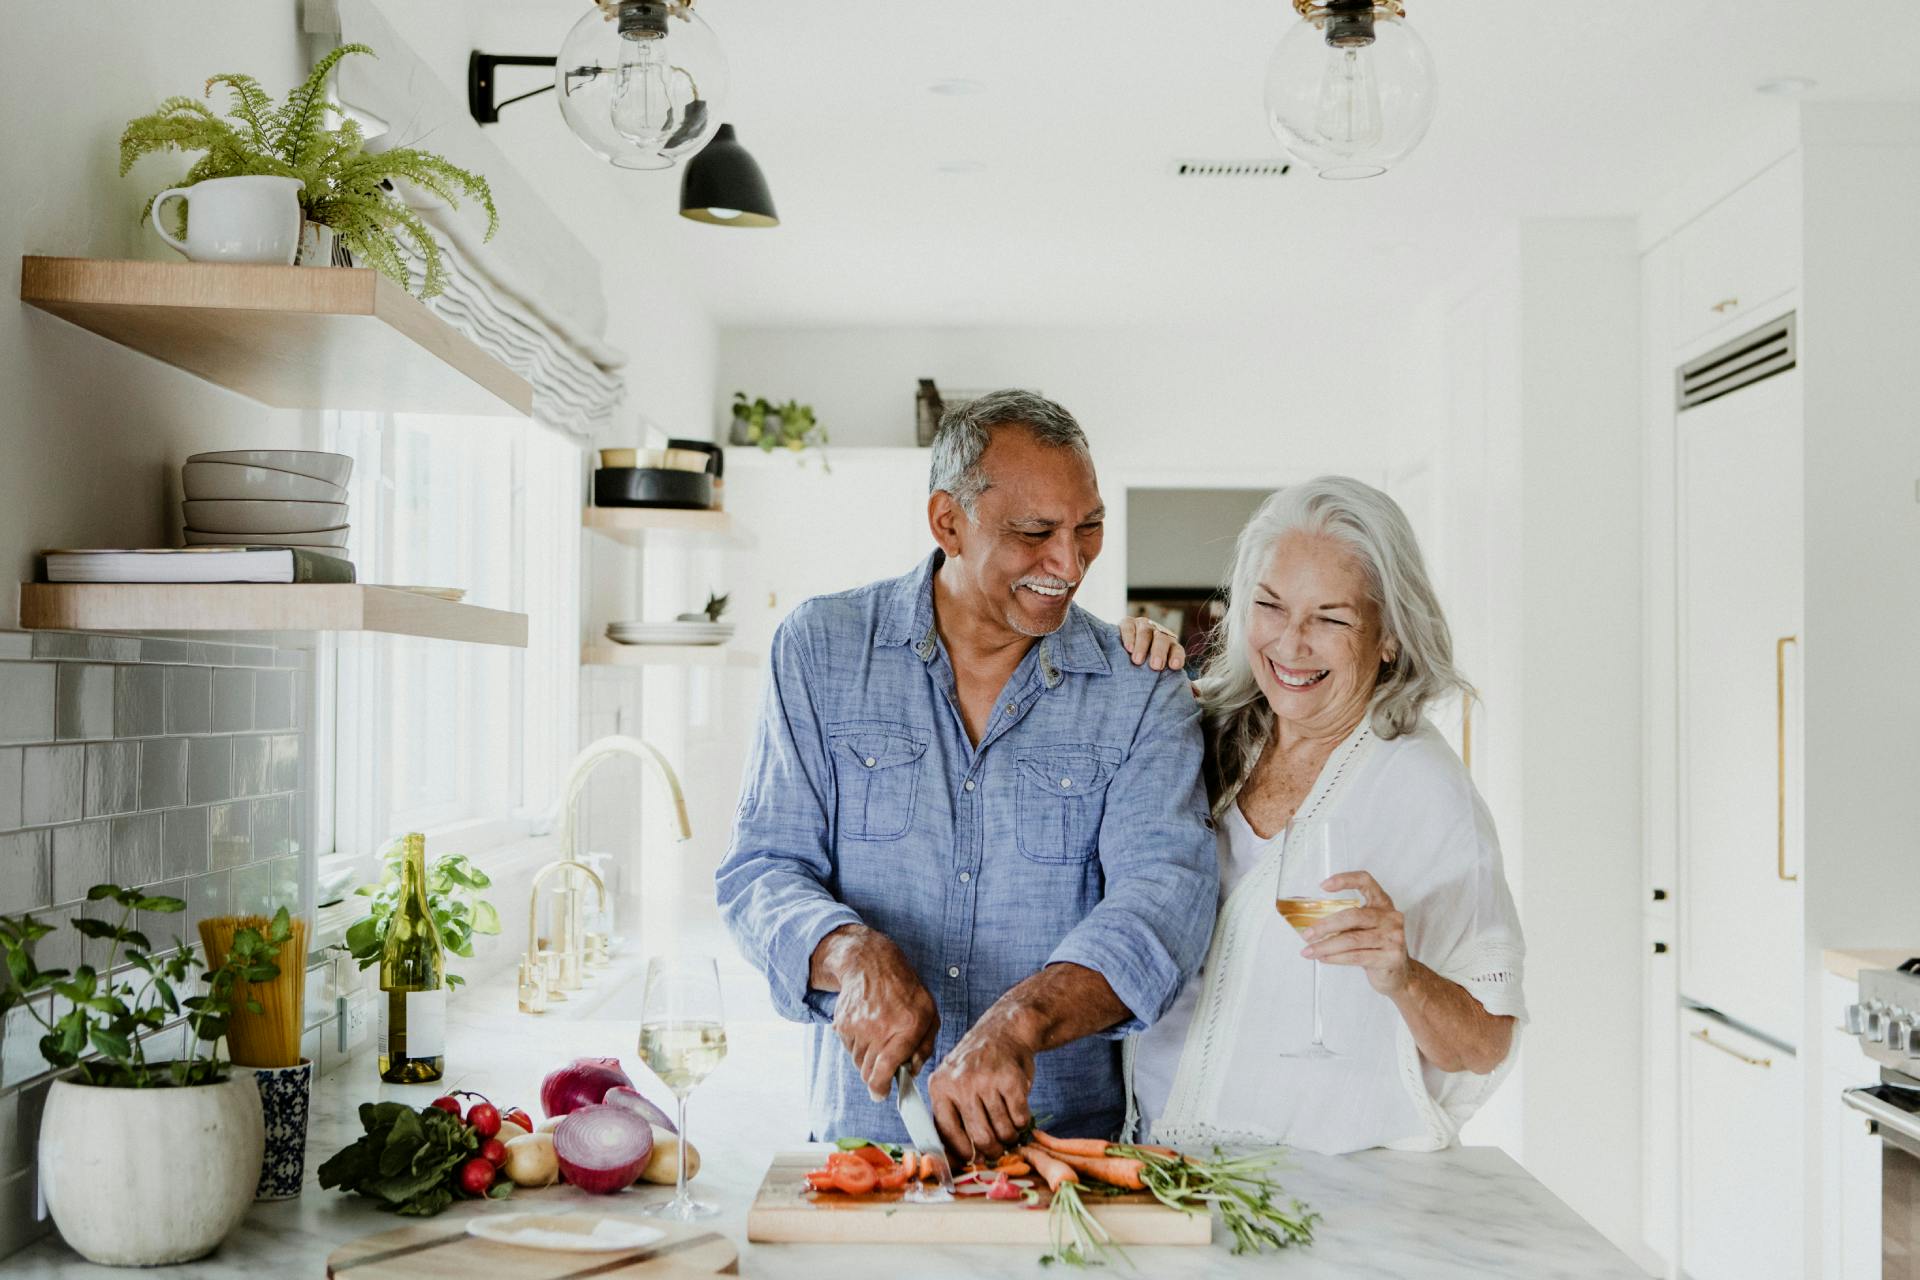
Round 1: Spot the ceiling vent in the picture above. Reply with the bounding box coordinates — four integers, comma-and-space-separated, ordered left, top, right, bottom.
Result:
1676, 312, 1796, 411
1169, 159, 1293, 178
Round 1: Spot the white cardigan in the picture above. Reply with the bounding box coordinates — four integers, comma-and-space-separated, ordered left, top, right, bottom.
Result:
1129, 718, 1527, 1154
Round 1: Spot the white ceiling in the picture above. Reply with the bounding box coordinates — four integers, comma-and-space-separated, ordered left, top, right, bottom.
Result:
473, 0, 1920, 328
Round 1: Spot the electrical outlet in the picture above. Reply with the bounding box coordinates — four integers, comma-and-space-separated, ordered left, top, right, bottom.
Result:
338, 990, 372, 1054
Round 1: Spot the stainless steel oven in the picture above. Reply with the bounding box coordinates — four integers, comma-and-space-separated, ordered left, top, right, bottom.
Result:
1842, 965, 1920, 1279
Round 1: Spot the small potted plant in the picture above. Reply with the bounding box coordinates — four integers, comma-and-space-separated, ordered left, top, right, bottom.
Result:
0, 889, 293, 1266
343, 840, 501, 987
119, 44, 497, 298
731, 392, 828, 468
729, 391, 772, 446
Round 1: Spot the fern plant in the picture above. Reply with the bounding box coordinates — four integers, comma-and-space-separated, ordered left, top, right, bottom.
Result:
119, 44, 497, 299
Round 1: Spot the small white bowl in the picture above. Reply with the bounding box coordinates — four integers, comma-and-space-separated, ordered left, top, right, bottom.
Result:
182, 499, 348, 534
187, 450, 352, 488
183, 527, 349, 548
182, 462, 346, 503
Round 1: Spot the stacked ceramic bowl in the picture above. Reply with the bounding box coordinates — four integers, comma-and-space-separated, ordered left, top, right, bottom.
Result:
180, 451, 353, 557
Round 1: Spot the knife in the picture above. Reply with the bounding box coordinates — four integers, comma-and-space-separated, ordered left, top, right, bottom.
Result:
893, 1064, 955, 1201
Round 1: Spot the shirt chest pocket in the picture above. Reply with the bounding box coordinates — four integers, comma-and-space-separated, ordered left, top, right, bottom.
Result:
1013, 746, 1121, 864
828, 722, 928, 842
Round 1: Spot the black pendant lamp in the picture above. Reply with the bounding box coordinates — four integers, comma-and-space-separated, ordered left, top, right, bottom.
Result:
679, 124, 779, 227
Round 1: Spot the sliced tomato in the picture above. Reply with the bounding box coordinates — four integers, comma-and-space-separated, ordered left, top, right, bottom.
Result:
805, 1169, 837, 1192
831, 1162, 878, 1195
851, 1144, 895, 1169
825, 1151, 869, 1173
875, 1163, 911, 1191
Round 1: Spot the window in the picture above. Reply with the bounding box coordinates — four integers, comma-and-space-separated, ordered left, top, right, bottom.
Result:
320, 410, 581, 876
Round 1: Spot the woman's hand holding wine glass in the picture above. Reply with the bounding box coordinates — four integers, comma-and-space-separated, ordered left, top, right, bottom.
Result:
1298, 870, 1412, 996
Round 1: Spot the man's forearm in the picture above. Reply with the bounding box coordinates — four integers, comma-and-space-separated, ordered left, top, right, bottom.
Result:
977, 962, 1131, 1054
809, 922, 878, 992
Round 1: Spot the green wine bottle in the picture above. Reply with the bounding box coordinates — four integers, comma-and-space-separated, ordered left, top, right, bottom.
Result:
377, 832, 446, 1084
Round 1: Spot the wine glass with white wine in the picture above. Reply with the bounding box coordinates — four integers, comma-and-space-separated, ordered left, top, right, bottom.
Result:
1274, 818, 1361, 1058
639, 955, 728, 1221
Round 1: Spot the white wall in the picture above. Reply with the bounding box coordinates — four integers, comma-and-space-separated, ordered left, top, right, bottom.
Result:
1125, 488, 1268, 590
0, 5, 317, 598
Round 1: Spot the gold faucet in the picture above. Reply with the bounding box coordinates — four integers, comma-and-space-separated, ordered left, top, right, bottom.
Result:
519, 859, 606, 1014
518, 735, 693, 1014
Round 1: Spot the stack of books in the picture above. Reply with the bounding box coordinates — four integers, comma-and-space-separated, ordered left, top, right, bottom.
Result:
42, 547, 357, 585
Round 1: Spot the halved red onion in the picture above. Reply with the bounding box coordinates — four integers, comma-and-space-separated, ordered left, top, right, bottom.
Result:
551, 1104, 655, 1195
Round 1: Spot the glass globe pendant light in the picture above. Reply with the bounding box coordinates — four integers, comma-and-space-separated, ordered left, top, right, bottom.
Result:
555, 0, 729, 170
1264, 0, 1436, 180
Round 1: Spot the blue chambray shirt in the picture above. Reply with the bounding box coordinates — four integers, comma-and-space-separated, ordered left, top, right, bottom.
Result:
716, 551, 1217, 1144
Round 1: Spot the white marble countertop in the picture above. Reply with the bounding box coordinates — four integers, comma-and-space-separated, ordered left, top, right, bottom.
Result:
9, 949, 1648, 1279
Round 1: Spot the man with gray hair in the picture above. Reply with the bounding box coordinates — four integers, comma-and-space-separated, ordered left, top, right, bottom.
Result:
717, 389, 1217, 1157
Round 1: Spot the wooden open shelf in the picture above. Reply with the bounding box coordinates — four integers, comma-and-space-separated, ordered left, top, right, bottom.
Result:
20, 584, 527, 648
19, 257, 531, 416
582, 643, 758, 669
584, 506, 731, 546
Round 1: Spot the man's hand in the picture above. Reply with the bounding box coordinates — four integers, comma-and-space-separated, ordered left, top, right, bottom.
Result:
926, 1006, 1038, 1162
811, 925, 939, 1101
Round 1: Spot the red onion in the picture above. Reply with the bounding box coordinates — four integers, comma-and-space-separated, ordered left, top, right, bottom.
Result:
552, 1104, 654, 1195
540, 1056, 634, 1119
604, 1084, 678, 1134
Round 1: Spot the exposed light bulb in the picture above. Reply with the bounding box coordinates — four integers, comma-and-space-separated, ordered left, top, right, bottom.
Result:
702, 207, 743, 220
1313, 47, 1383, 154
611, 31, 679, 149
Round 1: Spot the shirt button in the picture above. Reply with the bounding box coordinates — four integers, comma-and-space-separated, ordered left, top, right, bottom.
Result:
1060, 777, 1072, 789
947, 966, 961, 978
1005, 703, 1017, 715
958, 871, 971, 883
964, 779, 976, 792
864, 756, 877, 768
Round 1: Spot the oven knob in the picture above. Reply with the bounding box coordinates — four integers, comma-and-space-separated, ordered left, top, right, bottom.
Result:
1891, 1020, 1914, 1054
1866, 1008, 1888, 1042
1845, 1003, 1868, 1034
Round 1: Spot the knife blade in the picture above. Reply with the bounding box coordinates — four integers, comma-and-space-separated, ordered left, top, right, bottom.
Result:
893, 1064, 954, 1201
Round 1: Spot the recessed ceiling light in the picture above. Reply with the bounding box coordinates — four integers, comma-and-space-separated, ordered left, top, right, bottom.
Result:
935, 160, 985, 174
1756, 77, 1817, 97
928, 79, 985, 97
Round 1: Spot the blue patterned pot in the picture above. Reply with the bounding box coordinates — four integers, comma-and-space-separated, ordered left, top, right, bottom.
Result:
248, 1060, 313, 1200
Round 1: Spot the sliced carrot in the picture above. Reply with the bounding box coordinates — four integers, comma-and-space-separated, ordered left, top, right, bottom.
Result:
1033, 1148, 1146, 1191
1019, 1144, 1079, 1192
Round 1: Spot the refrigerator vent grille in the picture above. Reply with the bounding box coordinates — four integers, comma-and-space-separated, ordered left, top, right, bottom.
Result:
1676, 312, 1796, 411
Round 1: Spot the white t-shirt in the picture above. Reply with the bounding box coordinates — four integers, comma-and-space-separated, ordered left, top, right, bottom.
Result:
1129, 718, 1527, 1155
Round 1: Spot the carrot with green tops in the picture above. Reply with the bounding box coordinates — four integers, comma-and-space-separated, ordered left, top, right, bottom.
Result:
1020, 1144, 1079, 1192
1029, 1129, 1112, 1158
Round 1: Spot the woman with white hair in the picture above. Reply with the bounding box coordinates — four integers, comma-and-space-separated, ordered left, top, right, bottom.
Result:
1120, 475, 1525, 1154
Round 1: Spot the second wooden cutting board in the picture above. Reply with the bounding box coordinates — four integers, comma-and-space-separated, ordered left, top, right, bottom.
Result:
745, 1152, 1214, 1246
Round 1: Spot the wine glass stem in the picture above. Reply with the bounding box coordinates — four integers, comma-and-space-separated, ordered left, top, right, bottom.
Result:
1311, 959, 1325, 1047
674, 1093, 690, 1205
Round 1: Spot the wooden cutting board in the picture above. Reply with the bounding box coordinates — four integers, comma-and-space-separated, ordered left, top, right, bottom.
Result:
325, 1215, 738, 1278
746, 1152, 1214, 1245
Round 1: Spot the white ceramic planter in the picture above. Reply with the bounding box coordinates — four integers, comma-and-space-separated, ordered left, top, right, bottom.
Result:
39, 1075, 264, 1266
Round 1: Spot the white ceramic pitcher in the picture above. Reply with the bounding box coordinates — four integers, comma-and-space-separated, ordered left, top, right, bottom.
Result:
151, 174, 304, 265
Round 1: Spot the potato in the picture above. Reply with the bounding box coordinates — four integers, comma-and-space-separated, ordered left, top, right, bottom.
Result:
504, 1132, 559, 1188
638, 1127, 700, 1185
496, 1120, 530, 1142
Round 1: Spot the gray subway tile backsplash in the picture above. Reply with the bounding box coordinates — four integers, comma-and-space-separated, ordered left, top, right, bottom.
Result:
20, 746, 81, 826
232, 735, 271, 798
0, 832, 50, 914
211, 668, 253, 734
254, 669, 295, 730
109, 812, 164, 887
51, 821, 111, 904
113, 664, 165, 738
164, 666, 211, 735
0, 750, 19, 832
83, 740, 139, 818
252, 794, 292, 861
139, 737, 188, 811
187, 735, 233, 805
270, 734, 301, 793
208, 801, 251, 870
0, 664, 55, 745
162, 805, 210, 879
54, 664, 113, 741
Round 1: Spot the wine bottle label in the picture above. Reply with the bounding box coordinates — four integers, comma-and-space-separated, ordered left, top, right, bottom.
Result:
376, 996, 389, 1059
406, 989, 447, 1057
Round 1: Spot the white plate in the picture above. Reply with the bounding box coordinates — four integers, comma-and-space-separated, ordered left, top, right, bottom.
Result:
187, 450, 352, 487
182, 461, 347, 503
465, 1212, 665, 1253
184, 526, 349, 547
182, 499, 349, 535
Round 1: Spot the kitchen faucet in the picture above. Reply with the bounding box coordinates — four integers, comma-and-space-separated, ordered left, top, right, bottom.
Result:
518, 735, 693, 1013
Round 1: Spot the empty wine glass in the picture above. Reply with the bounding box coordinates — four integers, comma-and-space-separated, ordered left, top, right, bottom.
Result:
638, 955, 728, 1220
1274, 818, 1361, 1057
